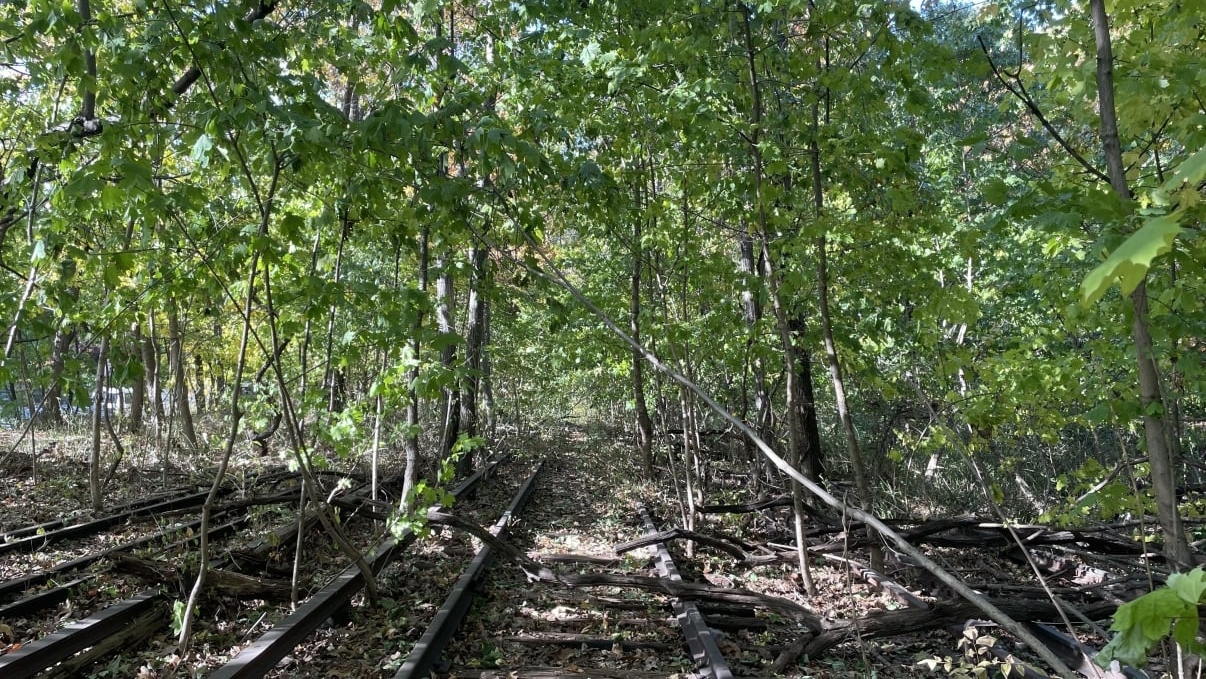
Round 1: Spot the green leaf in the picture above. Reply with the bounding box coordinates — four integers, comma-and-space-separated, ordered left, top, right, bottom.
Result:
1099, 569, 1206, 668
982, 178, 1009, 206
1153, 146, 1206, 207
1168, 569, 1206, 605
1080, 211, 1185, 305
191, 134, 214, 167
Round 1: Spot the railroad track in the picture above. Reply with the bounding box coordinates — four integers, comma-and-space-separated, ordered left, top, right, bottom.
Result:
394, 461, 544, 679
638, 505, 733, 679
421, 454, 744, 679
209, 454, 513, 678
0, 459, 508, 676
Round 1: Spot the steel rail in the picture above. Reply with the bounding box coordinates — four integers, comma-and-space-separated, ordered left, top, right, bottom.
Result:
394, 461, 544, 679
209, 455, 509, 679
0, 510, 249, 604
0, 489, 212, 557
0, 485, 202, 543
638, 505, 734, 679
0, 589, 162, 679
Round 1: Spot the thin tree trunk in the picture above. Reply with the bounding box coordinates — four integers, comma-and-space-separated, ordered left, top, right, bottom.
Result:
146, 315, 164, 442
169, 308, 197, 448
738, 231, 769, 494
128, 324, 146, 433
179, 251, 259, 651
740, 3, 815, 595
461, 245, 488, 447
36, 323, 71, 426
631, 178, 654, 478
481, 300, 496, 438
818, 237, 881, 570
193, 354, 206, 412
323, 217, 349, 413
436, 254, 461, 463
806, 66, 880, 567
1089, 0, 1191, 568
401, 227, 429, 514
88, 337, 109, 513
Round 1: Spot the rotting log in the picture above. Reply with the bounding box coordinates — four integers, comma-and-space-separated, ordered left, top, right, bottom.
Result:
114, 552, 294, 599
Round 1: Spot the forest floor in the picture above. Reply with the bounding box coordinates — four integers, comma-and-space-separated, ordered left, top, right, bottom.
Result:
0, 423, 1144, 677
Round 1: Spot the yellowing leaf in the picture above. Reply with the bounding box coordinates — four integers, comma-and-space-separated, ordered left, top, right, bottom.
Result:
1080, 211, 1184, 305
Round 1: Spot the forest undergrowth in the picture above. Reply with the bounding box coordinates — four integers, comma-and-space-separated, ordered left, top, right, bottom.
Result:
1, 421, 1178, 678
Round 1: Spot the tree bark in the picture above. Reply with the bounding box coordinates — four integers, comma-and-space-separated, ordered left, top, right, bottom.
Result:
145, 316, 164, 436
36, 322, 72, 427
1089, 0, 1191, 568
401, 226, 429, 514
789, 317, 825, 482
436, 253, 462, 464
631, 167, 654, 478
88, 337, 109, 512
323, 216, 349, 413
168, 308, 197, 448
738, 230, 770, 493
460, 244, 488, 446
741, 2, 815, 595
128, 323, 145, 433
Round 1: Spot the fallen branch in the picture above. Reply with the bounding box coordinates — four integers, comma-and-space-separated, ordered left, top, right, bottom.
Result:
498, 632, 675, 652
425, 510, 821, 630
614, 528, 770, 565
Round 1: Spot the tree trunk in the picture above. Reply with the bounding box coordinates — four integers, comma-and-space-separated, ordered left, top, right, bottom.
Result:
401, 227, 429, 514
631, 186, 654, 478
36, 322, 72, 427
145, 316, 164, 437
193, 354, 206, 413
436, 253, 462, 465
169, 308, 197, 448
323, 216, 349, 413
88, 336, 109, 513
481, 300, 496, 438
738, 231, 770, 493
1089, 0, 1191, 568
740, 3, 815, 595
460, 245, 488, 446
818, 236, 881, 570
128, 323, 146, 433
789, 317, 825, 483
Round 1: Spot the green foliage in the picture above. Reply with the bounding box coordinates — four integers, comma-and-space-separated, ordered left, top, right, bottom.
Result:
1081, 211, 1186, 305
918, 627, 1036, 678
1098, 568, 1206, 668
170, 599, 188, 638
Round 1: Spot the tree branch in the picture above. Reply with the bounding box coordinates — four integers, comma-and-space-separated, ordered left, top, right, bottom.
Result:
977, 35, 1110, 185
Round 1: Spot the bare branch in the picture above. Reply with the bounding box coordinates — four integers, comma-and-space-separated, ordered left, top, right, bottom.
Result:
977, 34, 1110, 185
